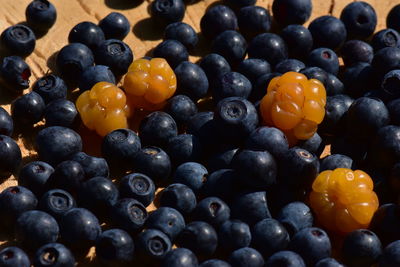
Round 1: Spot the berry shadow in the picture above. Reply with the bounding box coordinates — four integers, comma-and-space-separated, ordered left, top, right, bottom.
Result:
190, 33, 211, 58
14, 21, 47, 39
132, 18, 164, 41
46, 50, 59, 76
104, 0, 144, 10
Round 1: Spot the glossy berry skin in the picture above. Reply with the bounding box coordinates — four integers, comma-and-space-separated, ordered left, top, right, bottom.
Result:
0, 24, 36, 57
200, 259, 230, 267
300, 66, 328, 85
56, 43, 94, 82
379, 240, 400, 267
0, 56, 31, 92
275, 59, 305, 73
245, 126, 288, 158
153, 40, 188, 69
44, 99, 78, 128
0, 247, 30, 267
0, 107, 13, 137
32, 74, 67, 104
139, 111, 177, 148
147, 207, 185, 240
310, 168, 379, 234
387, 5, 400, 32
200, 5, 237, 40
277, 201, 313, 236
252, 218, 289, 256
319, 94, 353, 136
161, 248, 198, 267
206, 147, 238, 173
111, 198, 148, 233
308, 16, 347, 50
134, 147, 171, 184
289, 227, 331, 266
160, 183, 196, 216
371, 29, 400, 52
94, 39, 133, 76
25, 0, 57, 33
370, 204, 400, 247
18, 161, 54, 197
0, 135, 21, 177
341, 40, 373, 66
307, 48, 339, 75
342, 229, 382, 267
231, 191, 271, 225
11, 91, 45, 127
212, 30, 247, 67
372, 47, 400, 77
173, 162, 208, 194
68, 22, 105, 50
320, 154, 353, 171
101, 128, 141, 170
315, 258, 345, 267
272, 0, 312, 27
250, 72, 281, 103
213, 72, 252, 102
33, 243, 75, 267
218, 220, 251, 252
229, 247, 264, 267
99, 12, 130, 40
237, 58, 271, 86
174, 61, 208, 101
119, 173, 155, 207
340, 1, 377, 40
16, 210, 59, 250
136, 229, 172, 262
199, 53, 231, 85
78, 65, 115, 92
369, 125, 400, 171
247, 33, 288, 66
202, 169, 237, 202
266, 251, 305, 267
193, 197, 230, 227
238, 6, 271, 39
123, 57, 176, 110
176, 221, 218, 259
45, 160, 85, 194
167, 134, 202, 166
325, 73, 344, 96
151, 0, 185, 26
59, 208, 101, 250
281, 24, 313, 60
164, 22, 198, 49
165, 95, 197, 126
39, 189, 76, 221
95, 229, 134, 264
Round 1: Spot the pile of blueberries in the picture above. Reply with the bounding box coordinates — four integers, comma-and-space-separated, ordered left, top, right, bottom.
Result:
3, 0, 400, 266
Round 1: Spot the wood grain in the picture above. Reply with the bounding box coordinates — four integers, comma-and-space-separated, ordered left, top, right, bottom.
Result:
0, 0, 399, 264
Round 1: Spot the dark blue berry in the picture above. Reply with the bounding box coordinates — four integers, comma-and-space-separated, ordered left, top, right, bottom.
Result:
381, 69, 400, 100
25, 0, 57, 33
320, 154, 353, 171
32, 74, 67, 104
95, 229, 134, 264
193, 197, 230, 227
136, 229, 172, 262
111, 198, 148, 233
237, 58, 271, 86
281, 24, 313, 59
45, 160, 85, 194
341, 40, 373, 66
164, 22, 198, 49
276, 201, 313, 236
300, 66, 328, 85
229, 247, 264, 267
387, 4, 400, 32
0, 247, 30, 267
202, 168, 237, 202
212, 30, 247, 66
199, 53, 231, 85
206, 148, 238, 173
94, 39, 133, 76
231, 191, 271, 225
315, 258, 345, 267
238, 6, 271, 39
174, 61, 208, 101
372, 47, 400, 77
134, 147, 171, 184
370, 203, 400, 246
272, 0, 312, 26
379, 240, 400, 267
319, 94, 353, 137
70, 152, 109, 179
245, 126, 288, 158
151, 0, 185, 26
200, 259, 230, 267
139, 111, 177, 149
250, 72, 281, 103
275, 59, 305, 73
0, 107, 13, 136
18, 161, 54, 197
146, 207, 185, 240
0, 135, 21, 177
218, 220, 251, 252
99, 12, 130, 40
173, 162, 208, 194
38, 189, 76, 221
68, 21, 105, 50
387, 98, 400, 126
0, 56, 31, 92
160, 183, 196, 216
371, 29, 400, 51
325, 73, 344, 96
0, 24, 36, 57
252, 218, 289, 256
307, 48, 339, 75
78, 65, 115, 91
213, 72, 252, 102
200, 5, 237, 39
340, 1, 377, 40
164, 94, 197, 126
153, 40, 188, 69
167, 134, 202, 166
161, 248, 198, 267
247, 33, 288, 65
11, 91, 45, 127
308, 16, 347, 50
343, 62, 374, 97
266, 251, 305, 267
119, 173, 155, 207
40, 101, 76, 135
33, 243, 75, 267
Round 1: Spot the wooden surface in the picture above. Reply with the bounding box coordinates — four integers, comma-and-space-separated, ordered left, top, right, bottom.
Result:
0, 0, 399, 264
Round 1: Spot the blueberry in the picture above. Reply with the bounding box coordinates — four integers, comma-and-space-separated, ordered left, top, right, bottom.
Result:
371, 204, 400, 246
0, 247, 30, 267
340, 1, 377, 40
289, 227, 331, 266
186, 111, 219, 149
45, 160, 85, 194
165, 95, 197, 127
379, 240, 400, 267
372, 47, 400, 77
251, 218, 289, 256
212, 30, 247, 66
320, 154, 353, 171
78, 65, 116, 92
101, 128, 141, 171
33, 243, 75, 267
38, 189, 76, 221
56, 43, 94, 82
136, 229, 172, 262
275, 59, 305, 73
381, 69, 400, 100
343, 62, 374, 97
247, 33, 288, 66
200, 5, 237, 39
153, 40, 188, 69
297, 132, 325, 157
266, 251, 305, 267
387, 5, 400, 33
238, 6, 271, 39
281, 24, 313, 60
325, 73, 344, 96
25, 0, 57, 33
15, 210, 59, 250
111, 198, 148, 233
341, 40, 373, 66
176, 221, 218, 259
70, 152, 109, 179
0, 135, 21, 177
78, 177, 119, 220
164, 22, 198, 49
200, 259, 231, 267
213, 72, 252, 102
151, 0, 185, 26
0, 107, 13, 136
18, 161, 54, 197
331, 135, 368, 166
94, 39, 133, 76
229, 247, 264, 267
245, 126, 288, 158
193, 197, 230, 227
173, 162, 208, 194
99, 12, 130, 40
139, 111, 177, 149
315, 258, 345, 267
59, 208, 101, 250
95, 229, 134, 264
119, 173, 155, 207
276, 201, 313, 236
0, 56, 31, 92
68, 21, 105, 50
237, 58, 271, 86
161, 248, 198, 267
231, 191, 271, 225
0, 186, 37, 228
342, 229, 383, 267
32, 74, 67, 104
206, 148, 238, 173
272, 0, 312, 26
199, 53, 231, 85
160, 183, 196, 216
250, 72, 281, 103
307, 48, 339, 75
300, 66, 328, 85
387, 98, 400, 126
146, 207, 185, 240
202, 169, 238, 202
167, 134, 202, 166
174, 61, 208, 100
218, 220, 251, 252
134, 147, 171, 184
11, 91, 45, 127
0, 24, 36, 57
371, 29, 400, 51
308, 16, 347, 50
